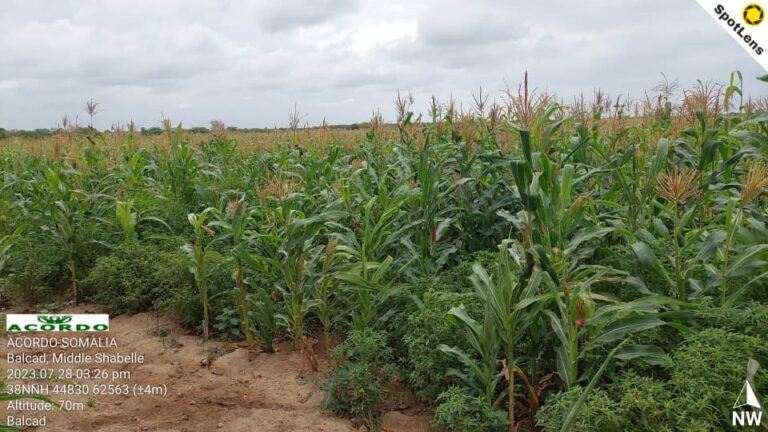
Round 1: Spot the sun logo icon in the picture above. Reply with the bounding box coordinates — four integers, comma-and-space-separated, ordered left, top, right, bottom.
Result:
743, 3, 765, 26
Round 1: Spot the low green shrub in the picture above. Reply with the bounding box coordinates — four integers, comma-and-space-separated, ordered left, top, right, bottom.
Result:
77, 219, 116, 270
536, 385, 621, 432
536, 328, 768, 431
670, 328, 768, 429
694, 302, 768, 339
607, 374, 678, 431
0, 235, 64, 305
213, 306, 243, 340
431, 386, 508, 432
374, 281, 421, 352
322, 329, 397, 427
82, 242, 191, 314
402, 288, 482, 401
440, 250, 497, 293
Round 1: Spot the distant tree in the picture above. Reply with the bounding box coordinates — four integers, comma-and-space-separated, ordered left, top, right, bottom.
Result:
140, 127, 163, 136
288, 103, 306, 132
210, 120, 227, 138
210, 119, 226, 131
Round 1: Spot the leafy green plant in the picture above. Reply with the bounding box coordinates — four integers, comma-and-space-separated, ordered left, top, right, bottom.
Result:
314, 238, 342, 352
183, 208, 218, 341
538, 330, 768, 431
213, 306, 243, 339
114, 199, 170, 243
438, 300, 503, 408
119, 130, 149, 189
161, 122, 198, 204
403, 288, 481, 401
210, 197, 255, 348
332, 181, 415, 330
627, 166, 708, 301
407, 135, 466, 277
432, 386, 508, 432
246, 277, 277, 353
536, 385, 621, 432
468, 241, 542, 429
557, 340, 628, 432
83, 243, 191, 314
711, 163, 768, 305
670, 328, 768, 429
0, 233, 62, 306
607, 373, 677, 431
322, 329, 397, 428
267, 198, 343, 347
694, 302, 768, 339
40, 168, 85, 305
536, 268, 671, 390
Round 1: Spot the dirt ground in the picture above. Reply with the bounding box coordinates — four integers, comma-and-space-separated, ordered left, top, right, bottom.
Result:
1, 306, 431, 432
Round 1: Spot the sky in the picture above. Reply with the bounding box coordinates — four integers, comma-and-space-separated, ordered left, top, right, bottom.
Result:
1, 0, 767, 130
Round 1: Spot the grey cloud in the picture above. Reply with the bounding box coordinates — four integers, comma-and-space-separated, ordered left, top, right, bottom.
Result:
416, 4, 527, 47
254, 0, 360, 33
0, 0, 766, 130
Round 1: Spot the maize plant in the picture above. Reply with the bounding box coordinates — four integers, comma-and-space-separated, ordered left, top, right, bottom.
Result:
162, 122, 198, 203
246, 277, 277, 353
467, 241, 543, 431
711, 163, 768, 305
210, 197, 256, 349
265, 196, 344, 347
332, 182, 416, 329
438, 302, 503, 409
114, 199, 170, 243
183, 208, 217, 341
314, 238, 342, 352
40, 186, 83, 305
120, 131, 150, 189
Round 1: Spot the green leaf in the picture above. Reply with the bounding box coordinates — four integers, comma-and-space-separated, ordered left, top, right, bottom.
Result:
642, 139, 670, 197
437, 344, 485, 383
631, 241, 673, 287
565, 227, 614, 256
727, 244, 768, 277
615, 344, 670, 366
591, 314, 666, 345
560, 340, 628, 432
545, 310, 569, 350
738, 110, 768, 126
651, 218, 669, 237
559, 164, 575, 213
697, 230, 726, 261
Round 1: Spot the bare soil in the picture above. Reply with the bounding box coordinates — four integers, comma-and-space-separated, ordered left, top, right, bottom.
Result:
1, 306, 430, 432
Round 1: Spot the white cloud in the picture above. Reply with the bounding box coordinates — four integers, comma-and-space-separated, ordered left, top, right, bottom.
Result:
0, 80, 20, 90
0, 0, 765, 129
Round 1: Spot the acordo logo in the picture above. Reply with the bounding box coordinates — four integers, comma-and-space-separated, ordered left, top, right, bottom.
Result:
5, 314, 109, 332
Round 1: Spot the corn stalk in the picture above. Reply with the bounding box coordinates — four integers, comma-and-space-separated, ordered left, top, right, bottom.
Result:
183, 208, 217, 341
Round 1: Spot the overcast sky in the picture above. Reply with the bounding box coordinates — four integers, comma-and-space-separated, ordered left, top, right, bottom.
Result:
1, 0, 766, 130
